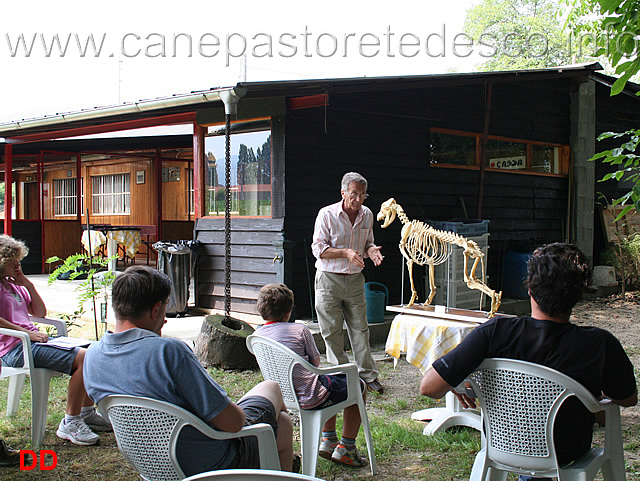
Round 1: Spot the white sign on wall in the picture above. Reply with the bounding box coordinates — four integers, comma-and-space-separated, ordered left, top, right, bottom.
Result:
490, 155, 526, 170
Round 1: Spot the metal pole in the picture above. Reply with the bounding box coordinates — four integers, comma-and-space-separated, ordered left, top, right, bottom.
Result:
85, 208, 99, 340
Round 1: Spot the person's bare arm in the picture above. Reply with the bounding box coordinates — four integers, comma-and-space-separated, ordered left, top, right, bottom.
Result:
8, 265, 47, 318
419, 367, 453, 399
420, 368, 478, 409
0, 315, 48, 342
609, 387, 638, 407
366, 245, 384, 266
208, 401, 246, 433
320, 247, 365, 268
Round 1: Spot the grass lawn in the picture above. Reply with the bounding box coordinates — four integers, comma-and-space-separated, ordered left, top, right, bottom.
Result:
0, 342, 483, 480
0, 307, 637, 481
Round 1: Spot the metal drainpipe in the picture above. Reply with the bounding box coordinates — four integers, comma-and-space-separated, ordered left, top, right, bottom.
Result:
218, 89, 246, 322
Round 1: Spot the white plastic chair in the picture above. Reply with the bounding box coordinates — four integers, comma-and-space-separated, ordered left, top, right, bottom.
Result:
0, 316, 68, 446
246, 334, 377, 477
99, 394, 281, 481
182, 468, 325, 480
466, 358, 626, 481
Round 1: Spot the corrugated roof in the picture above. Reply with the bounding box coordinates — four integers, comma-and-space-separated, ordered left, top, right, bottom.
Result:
0, 63, 605, 140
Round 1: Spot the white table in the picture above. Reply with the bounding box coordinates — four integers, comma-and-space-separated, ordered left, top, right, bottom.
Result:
385, 308, 485, 435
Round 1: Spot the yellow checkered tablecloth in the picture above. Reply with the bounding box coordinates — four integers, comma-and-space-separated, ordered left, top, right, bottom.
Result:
81, 230, 107, 256
107, 230, 141, 258
385, 314, 477, 374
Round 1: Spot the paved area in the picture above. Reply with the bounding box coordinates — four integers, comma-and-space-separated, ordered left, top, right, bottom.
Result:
27, 273, 394, 359
29, 273, 212, 344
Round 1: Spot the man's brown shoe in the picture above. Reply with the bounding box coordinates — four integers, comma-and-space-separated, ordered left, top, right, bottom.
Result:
0, 440, 21, 467
366, 379, 384, 394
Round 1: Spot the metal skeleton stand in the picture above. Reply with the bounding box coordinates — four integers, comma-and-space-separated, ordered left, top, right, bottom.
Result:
395, 252, 481, 436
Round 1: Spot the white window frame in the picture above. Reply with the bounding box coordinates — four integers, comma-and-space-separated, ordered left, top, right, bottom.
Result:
187, 167, 194, 215
53, 178, 83, 216
92, 173, 130, 215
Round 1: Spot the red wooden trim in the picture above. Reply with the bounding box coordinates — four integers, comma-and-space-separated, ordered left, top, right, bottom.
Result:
40, 153, 46, 272
430, 126, 566, 148
76, 153, 82, 223
4, 144, 12, 235
430, 126, 569, 174
430, 163, 567, 177
193, 124, 205, 218
288, 94, 328, 110
5, 112, 197, 144
431, 126, 480, 138
155, 149, 162, 239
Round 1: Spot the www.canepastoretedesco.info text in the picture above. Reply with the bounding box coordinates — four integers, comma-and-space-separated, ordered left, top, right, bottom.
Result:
3, 26, 617, 66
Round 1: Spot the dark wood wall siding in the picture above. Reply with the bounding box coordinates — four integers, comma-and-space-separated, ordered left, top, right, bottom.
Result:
194, 218, 284, 314
490, 80, 571, 143
283, 80, 571, 316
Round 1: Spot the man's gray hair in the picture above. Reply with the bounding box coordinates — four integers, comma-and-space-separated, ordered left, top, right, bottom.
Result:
341, 172, 368, 191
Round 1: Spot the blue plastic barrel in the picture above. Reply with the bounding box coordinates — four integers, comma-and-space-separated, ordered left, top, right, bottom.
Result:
365, 282, 389, 324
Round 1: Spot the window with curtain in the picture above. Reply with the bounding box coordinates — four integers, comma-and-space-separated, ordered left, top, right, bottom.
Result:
54, 178, 83, 216
92, 173, 130, 215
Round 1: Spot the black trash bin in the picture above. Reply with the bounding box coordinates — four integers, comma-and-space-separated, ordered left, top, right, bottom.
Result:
153, 240, 201, 316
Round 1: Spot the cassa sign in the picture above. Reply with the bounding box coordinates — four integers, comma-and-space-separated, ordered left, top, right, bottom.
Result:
490, 156, 526, 170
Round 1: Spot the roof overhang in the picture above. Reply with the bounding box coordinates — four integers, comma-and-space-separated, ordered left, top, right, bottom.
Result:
0, 86, 246, 143
0, 63, 604, 143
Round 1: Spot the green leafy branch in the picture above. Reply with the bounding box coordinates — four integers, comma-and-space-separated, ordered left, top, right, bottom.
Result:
591, 128, 640, 219
46, 253, 117, 339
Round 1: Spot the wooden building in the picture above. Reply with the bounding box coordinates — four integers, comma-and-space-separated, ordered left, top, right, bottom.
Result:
1, 63, 638, 317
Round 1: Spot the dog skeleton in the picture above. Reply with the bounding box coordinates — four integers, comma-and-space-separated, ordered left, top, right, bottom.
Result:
377, 198, 502, 317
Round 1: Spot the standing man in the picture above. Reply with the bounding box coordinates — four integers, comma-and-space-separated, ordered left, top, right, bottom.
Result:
312, 172, 384, 394
420, 243, 637, 481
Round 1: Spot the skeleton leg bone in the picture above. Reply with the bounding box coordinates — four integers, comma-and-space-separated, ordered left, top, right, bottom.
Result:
406, 258, 418, 307
425, 263, 436, 306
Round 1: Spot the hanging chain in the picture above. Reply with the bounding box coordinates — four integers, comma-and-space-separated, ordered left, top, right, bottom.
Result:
224, 113, 231, 321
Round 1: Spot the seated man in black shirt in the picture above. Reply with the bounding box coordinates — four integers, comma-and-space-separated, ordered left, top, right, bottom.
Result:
420, 243, 637, 481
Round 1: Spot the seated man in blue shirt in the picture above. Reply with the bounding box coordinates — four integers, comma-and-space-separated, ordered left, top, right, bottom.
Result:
420, 243, 637, 481
83, 265, 294, 476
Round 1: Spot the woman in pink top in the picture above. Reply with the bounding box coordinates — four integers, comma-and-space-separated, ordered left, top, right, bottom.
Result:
256, 283, 368, 468
0, 235, 110, 446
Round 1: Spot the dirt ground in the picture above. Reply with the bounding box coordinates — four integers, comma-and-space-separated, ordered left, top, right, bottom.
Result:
572, 292, 640, 472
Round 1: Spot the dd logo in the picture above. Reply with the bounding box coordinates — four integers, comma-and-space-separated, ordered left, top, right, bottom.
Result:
20, 450, 58, 471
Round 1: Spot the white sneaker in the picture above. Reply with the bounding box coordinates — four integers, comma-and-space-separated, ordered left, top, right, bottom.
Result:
83, 408, 112, 432
56, 418, 100, 446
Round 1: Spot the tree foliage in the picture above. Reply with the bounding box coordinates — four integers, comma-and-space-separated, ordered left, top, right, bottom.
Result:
206, 152, 219, 187
464, 0, 578, 71
568, 0, 640, 217
567, 0, 640, 95
236, 135, 271, 185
